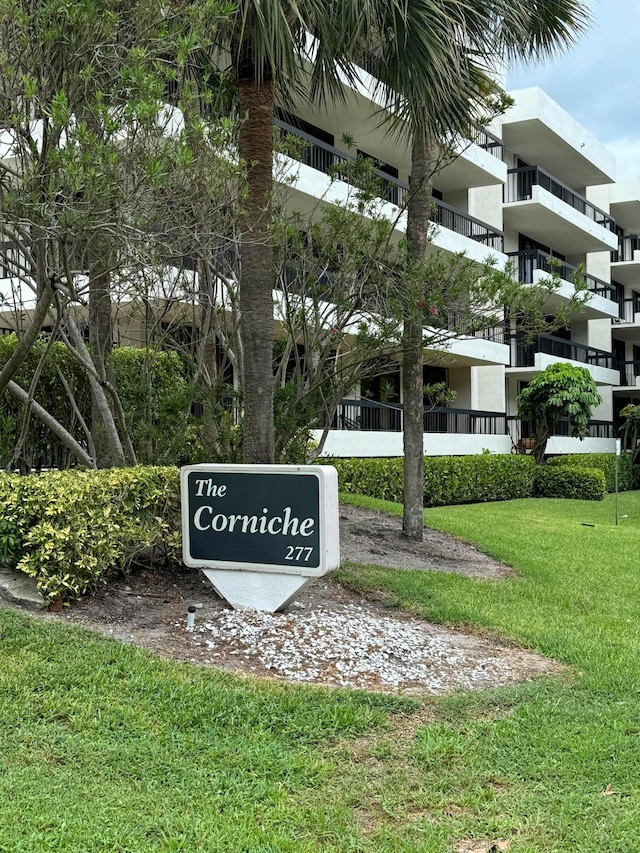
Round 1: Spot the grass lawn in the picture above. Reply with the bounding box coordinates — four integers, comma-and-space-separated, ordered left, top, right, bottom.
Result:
2, 492, 640, 851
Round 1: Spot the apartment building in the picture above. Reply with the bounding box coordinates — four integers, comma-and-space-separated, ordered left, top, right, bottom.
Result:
271, 82, 632, 458
0, 74, 636, 461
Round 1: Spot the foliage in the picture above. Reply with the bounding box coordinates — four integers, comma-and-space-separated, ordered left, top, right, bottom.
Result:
547, 452, 633, 492
0, 337, 205, 468
112, 348, 198, 465
533, 464, 605, 500
517, 363, 602, 464
0, 467, 181, 601
327, 454, 536, 507
620, 403, 640, 463
0, 335, 88, 470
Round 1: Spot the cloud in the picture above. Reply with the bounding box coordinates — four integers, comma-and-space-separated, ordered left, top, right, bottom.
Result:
507, 0, 640, 145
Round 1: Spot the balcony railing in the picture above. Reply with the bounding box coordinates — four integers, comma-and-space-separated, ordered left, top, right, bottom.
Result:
511, 332, 615, 369
276, 118, 504, 251
441, 310, 508, 344
335, 399, 507, 434
431, 198, 504, 251
612, 235, 640, 263
472, 127, 503, 160
508, 416, 615, 441
615, 297, 640, 324
505, 166, 616, 232
615, 360, 640, 387
507, 249, 617, 300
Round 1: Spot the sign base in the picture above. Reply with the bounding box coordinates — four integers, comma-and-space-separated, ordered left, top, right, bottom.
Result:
202, 569, 313, 613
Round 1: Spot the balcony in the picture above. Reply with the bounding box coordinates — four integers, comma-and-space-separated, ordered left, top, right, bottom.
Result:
276, 118, 504, 254
314, 399, 513, 456
512, 333, 614, 369
507, 249, 619, 319
510, 416, 616, 441
612, 296, 640, 328
507, 415, 616, 455
473, 128, 503, 161
508, 332, 620, 385
615, 360, 640, 388
502, 88, 616, 188
335, 399, 506, 434
503, 166, 618, 255
611, 235, 640, 287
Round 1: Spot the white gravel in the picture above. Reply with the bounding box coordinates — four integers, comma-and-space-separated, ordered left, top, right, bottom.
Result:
187, 601, 556, 695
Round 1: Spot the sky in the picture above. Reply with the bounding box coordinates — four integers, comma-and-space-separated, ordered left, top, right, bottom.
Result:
506, 0, 640, 181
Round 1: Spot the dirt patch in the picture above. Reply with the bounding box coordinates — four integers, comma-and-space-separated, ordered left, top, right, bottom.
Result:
339, 504, 514, 577
17, 503, 559, 695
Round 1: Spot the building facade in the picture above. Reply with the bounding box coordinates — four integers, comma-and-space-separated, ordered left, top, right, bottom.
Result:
273, 83, 636, 458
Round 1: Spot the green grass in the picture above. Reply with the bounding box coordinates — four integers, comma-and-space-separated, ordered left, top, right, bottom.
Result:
0, 611, 412, 852
334, 492, 640, 851
4, 492, 640, 851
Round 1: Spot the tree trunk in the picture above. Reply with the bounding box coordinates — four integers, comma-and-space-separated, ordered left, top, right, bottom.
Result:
0, 275, 56, 396
237, 69, 275, 464
7, 380, 96, 468
402, 126, 437, 541
88, 238, 115, 467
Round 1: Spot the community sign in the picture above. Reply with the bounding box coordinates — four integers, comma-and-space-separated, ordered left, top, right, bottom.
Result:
180, 464, 339, 611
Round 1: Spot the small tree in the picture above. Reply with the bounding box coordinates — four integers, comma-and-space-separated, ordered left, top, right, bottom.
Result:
620, 404, 640, 464
517, 363, 602, 464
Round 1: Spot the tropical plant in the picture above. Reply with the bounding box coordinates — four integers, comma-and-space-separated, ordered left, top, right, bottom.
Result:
389, 0, 591, 539
517, 362, 602, 464
620, 404, 640, 463
213, 0, 551, 464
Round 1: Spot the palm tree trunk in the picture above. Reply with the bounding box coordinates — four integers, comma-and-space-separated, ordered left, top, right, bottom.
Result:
402, 125, 436, 541
237, 71, 275, 464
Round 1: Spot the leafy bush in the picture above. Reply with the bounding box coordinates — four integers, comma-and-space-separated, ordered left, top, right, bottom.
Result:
0, 337, 202, 468
546, 453, 632, 492
0, 467, 181, 601
633, 466, 640, 490
534, 465, 605, 501
326, 454, 536, 507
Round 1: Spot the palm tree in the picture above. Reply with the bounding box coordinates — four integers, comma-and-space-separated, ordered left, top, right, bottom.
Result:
217, 0, 529, 463
395, 0, 591, 540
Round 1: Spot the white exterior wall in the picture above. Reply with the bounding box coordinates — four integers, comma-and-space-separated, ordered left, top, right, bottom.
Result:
468, 185, 503, 231
471, 365, 506, 412
588, 318, 613, 352
448, 367, 472, 408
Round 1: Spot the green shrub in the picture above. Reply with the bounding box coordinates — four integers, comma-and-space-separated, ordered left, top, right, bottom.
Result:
0, 466, 181, 601
546, 453, 632, 492
326, 454, 536, 507
633, 466, 640, 490
534, 465, 605, 501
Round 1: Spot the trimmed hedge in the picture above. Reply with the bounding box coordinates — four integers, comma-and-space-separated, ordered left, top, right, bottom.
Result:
546, 453, 632, 492
328, 454, 536, 507
534, 465, 605, 501
0, 467, 181, 602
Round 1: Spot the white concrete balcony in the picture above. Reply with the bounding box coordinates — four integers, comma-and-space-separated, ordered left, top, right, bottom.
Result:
506, 333, 620, 386
507, 249, 619, 320
276, 118, 506, 267
611, 236, 640, 287
314, 401, 513, 457
504, 166, 618, 255
509, 416, 616, 456
423, 316, 510, 367
502, 88, 616, 189
313, 63, 507, 193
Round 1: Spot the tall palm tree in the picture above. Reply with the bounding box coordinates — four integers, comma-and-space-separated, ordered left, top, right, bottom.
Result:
217, 0, 522, 463
395, 0, 591, 540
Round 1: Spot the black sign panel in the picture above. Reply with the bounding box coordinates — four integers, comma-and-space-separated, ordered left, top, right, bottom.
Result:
184, 470, 321, 570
